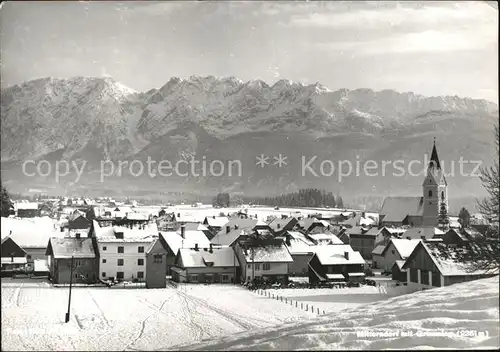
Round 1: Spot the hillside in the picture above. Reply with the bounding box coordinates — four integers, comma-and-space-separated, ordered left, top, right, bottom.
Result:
176, 276, 500, 350
1, 76, 498, 206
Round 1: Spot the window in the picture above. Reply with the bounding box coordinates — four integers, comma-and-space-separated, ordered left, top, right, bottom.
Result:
190, 275, 198, 282
153, 254, 163, 263
137, 271, 144, 279
138, 246, 144, 253
102, 259, 106, 263
441, 191, 445, 199
116, 272, 124, 279
102, 246, 107, 251
428, 190, 432, 197
391, 250, 395, 255
118, 246, 124, 253
247, 276, 251, 281
222, 275, 229, 281
117, 259, 124, 266
263, 263, 271, 271
255, 263, 260, 270
247, 264, 251, 269
138, 258, 144, 266
102, 272, 106, 277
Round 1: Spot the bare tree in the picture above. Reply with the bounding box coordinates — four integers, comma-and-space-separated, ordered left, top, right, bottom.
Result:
477, 124, 499, 224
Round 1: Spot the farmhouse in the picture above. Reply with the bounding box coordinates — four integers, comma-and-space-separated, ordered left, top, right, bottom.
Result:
344, 226, 388, 259
401, 241, 498, 291
283, 231, 317, 276
234, 239, 293, 283
171, 246, 239, 284
45, 236, 98, 284
308, 244, 366, 284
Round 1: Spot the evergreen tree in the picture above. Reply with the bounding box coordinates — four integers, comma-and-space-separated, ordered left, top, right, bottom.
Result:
1, 185, 14, 217
458, 207, 471, 229
438, 194, 449, 230
336, 195, 344, 208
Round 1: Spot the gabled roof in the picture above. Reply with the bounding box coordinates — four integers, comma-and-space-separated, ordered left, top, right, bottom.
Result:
402, 241, 499, 276
308, 232, 343, 244
314, 245, 365, 266
211, 219, 258, 246
242, 243, 293, 263
346, 226, 372, 236
204, 216, 229, 227
402, 227, 440, 240
267, 217, 297, 232
382, 238, 421, 259
393, 260, 406, 271
16, 202, 39, 210
46, 237, 96, 259
379, 197, 424, 223
178, 247, 239, 268
160, 230, 210, 255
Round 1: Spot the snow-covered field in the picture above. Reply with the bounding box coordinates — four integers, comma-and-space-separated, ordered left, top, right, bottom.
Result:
179, 276, 500, 350
1, 279, 314, 351
262, 285, 409, 314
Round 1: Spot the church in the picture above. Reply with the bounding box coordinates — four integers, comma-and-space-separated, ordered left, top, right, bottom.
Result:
379, 140, 448, 228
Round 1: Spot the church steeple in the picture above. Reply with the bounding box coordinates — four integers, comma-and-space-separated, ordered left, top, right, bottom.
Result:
428, 137, 441, 171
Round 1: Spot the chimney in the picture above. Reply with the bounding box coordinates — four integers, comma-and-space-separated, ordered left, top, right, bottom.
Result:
181, 225, 185, 239
344, 251, 349, 260
277, 224, 281, 229
226, 225, 230, 233
194, 243, 199, 251
60, 227, 64, 232
76, 233, 81, 239
177, 213, 180, 217
234, 224, 239, 230
209, 243, 213, 253
213, 215, 215, 219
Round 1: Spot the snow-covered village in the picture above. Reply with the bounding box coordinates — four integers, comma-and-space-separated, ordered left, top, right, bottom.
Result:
1, 1, 499, 351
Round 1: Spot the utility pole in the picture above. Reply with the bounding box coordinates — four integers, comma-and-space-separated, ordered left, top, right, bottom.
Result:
65, 256, 75, 323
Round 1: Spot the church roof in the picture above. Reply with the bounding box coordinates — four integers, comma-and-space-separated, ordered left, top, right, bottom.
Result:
428, 139, 441, 170
380, 197, 424, 223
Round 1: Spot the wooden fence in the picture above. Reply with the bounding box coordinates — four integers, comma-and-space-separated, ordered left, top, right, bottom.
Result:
253, 289, 326, 315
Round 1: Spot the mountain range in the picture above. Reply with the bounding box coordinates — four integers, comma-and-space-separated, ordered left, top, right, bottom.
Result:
1, 76, 498, 212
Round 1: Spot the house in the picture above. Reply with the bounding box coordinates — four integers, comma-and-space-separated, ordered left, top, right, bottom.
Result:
283, 231, 317, 276
1, 237, 28, 274
308, 244, 366, 284
159, 225, 211, 276
211, 218, 258, 247
171, 245, 239, 284
367, 227, 393, 247
16, 202, 40, 218
234, 238, 293, 283
66, 210, 91, 230
45, 236, 98, 284
299, 218, 330, 234
401, 227, 443, 241
341, 212, 363, 228
344, 226, 384, 259
267, 217, 299, 237
156, 212, 177, 231
401, 241, 498, 291
90, 220, 159, 282
203, 216, 229, 236
371, 238, 420, 271
145, 238, 168, 288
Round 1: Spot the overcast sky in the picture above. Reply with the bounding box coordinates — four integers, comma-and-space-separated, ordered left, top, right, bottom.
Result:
0, 1, 497, 102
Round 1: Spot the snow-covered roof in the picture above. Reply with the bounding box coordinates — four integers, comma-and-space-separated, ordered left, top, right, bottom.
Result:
243, 244, 293, 263
308, 233, 343, 244
211, 219, 258, 246
314, 245, 365, 266
204, 216, 229, 227
326, 274, 344, 280
1, 217, 63, 248
160, 230, 210, 255
126, 212, 150, 221
401, 227, 440, 240
403, 241, 499, 276
379, 196, 423, 222
178, 247, 239, 268
16, 202, 39, 210
386, 238, 421, 259
46, 237, 96, 259
393, 260, 406, 271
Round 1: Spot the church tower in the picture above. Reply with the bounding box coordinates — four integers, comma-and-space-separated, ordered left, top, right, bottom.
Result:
422, 139, 448, 227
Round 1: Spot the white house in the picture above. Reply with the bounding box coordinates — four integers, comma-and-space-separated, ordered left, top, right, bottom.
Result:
91, 220, 159, 281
